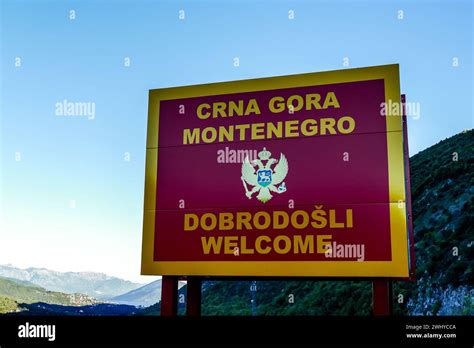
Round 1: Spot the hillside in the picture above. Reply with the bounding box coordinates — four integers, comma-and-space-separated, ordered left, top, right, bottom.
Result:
0, 265, 142, 299
0, 277, 100, 312
198, 130, 474, 316
0, 296, 20, 314
399, 129, 473, 315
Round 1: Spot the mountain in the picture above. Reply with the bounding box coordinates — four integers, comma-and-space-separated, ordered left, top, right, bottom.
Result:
139, 284, 188, 315
111, 280, 186, 307
0, 276, 100, 313
399, 129, 473, 315
0, 265, 142, 299
197, 130, 474, 316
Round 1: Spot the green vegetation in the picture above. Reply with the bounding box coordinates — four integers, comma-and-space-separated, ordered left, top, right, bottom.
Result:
395, 129, 473, 315
202, 280, 372, 316
0, 277, 78, 307
0, 296, 19, 314
0, 277, 71, 304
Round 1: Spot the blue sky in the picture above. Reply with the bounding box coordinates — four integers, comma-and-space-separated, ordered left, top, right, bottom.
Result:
0, 0, 472, 283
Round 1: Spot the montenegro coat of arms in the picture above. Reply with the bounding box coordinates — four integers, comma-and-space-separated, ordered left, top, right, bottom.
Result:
240, 147, 288, 203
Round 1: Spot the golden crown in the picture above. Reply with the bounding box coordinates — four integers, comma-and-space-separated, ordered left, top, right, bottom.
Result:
258, 147, 271, 160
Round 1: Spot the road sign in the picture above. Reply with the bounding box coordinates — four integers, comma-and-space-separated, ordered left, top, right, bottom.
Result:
142, 64, 410, 278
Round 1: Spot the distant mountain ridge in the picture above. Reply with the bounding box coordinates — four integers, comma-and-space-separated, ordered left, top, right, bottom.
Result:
0, 265, 142, 299
111, 280, 185, 307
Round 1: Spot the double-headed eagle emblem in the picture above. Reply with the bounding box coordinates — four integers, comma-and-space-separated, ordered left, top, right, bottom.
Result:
241, 147, 288, 203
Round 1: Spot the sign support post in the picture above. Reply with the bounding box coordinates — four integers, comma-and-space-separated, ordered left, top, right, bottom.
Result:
186, 277, 202, 316
372, 279, 393, 315
161, 276, 178, 316
401, 94, 416, 280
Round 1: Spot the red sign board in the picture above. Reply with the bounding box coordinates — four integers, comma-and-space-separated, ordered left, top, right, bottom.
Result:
142, 64, 410, 277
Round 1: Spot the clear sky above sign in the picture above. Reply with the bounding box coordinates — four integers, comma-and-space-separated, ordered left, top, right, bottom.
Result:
142, 64, 410, 277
